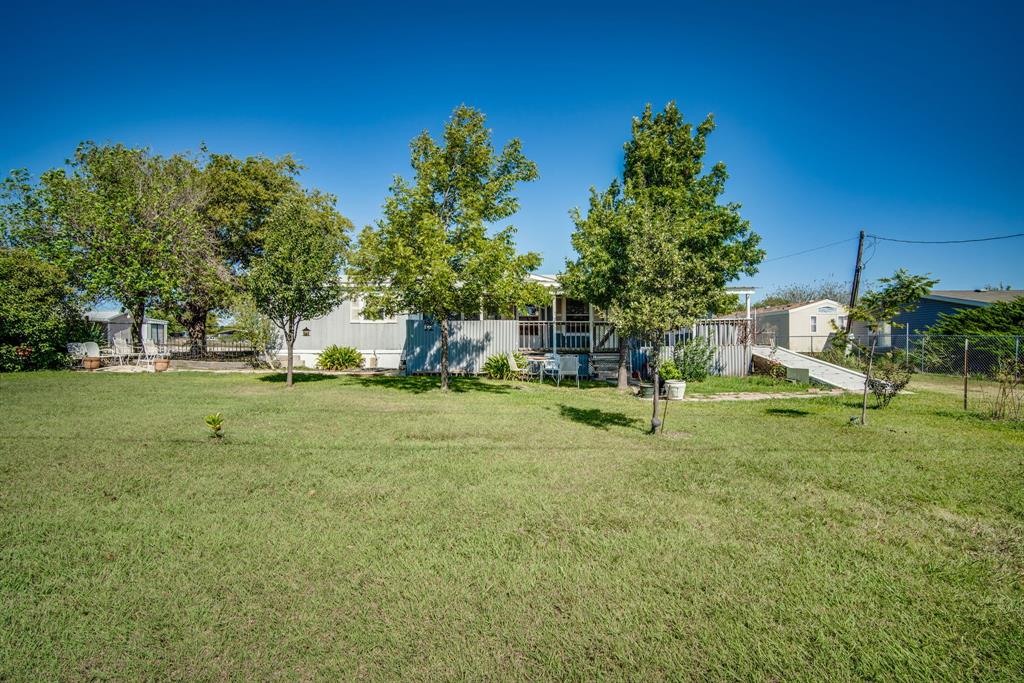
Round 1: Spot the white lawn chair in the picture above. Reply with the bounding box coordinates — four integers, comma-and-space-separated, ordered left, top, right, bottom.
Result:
136, 339, 161, 369
83, 342, 101, 359
507, 352, 537, 381
556, 354, 581, 388
66, 343, 88, 368
112, 338, 136, 364
541, 353, 561, 384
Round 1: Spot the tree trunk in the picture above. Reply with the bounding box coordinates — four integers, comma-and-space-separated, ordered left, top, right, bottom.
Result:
130, 301, 146, 347
616, 336, 629, 391
650, 341, 662, 434
285, 330, 295, 388
179, 302, 209, 357
860, 336, 877, 425
439, 319, 450, 391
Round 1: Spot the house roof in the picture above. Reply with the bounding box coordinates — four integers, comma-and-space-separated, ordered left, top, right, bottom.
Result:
719, 298, 846, 319
85, 310, 168, 325
923, 290, 1023, 306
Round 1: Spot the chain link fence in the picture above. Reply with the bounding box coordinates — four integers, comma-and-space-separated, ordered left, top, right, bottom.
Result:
783, 333, 1023, 419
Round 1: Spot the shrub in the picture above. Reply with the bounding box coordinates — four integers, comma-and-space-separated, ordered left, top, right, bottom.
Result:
317, 345, 363, 370
659, 359, 683, 381
483, 352, 528, 380
868, 353, 914, 408
672, 336, 715, 382
990, 358, 1022, 421
0, 248, 89, 371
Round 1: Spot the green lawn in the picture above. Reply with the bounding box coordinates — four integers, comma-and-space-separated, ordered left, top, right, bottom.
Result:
1, 371, 1021, 680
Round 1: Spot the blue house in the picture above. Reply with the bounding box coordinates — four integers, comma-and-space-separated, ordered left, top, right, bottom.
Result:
893, 289, 1023, 333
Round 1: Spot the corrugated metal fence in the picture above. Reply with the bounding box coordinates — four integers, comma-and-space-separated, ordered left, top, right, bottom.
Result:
633, 320, 753, 378
404, 320, 518, 374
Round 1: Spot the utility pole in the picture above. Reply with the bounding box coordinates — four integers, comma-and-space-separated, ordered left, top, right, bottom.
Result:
845, 229, 865, 334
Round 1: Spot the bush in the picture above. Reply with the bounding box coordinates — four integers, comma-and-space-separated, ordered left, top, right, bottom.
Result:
869, 353, 914, 408
0, 248, 89, 371
659, 359, 683, 381
483, 352, 528, 380
316, 345, 363, 370
672, 336, 715, 382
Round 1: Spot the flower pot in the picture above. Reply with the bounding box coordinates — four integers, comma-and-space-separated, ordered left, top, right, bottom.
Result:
153, 358, 171, 372
638, 382, 655, 398
83, 357, 101, 371
665, 379, 687, 400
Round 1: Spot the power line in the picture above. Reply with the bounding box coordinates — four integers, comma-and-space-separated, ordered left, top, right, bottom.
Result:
762, 236, 858, 263
866, 232, 1024, 244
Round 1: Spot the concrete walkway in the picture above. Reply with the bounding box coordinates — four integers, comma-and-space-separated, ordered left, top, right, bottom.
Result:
684, 387, 847, 402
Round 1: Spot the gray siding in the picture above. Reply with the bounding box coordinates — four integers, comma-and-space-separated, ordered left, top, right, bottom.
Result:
404, 320, 518, 374
294, 300, 411, 352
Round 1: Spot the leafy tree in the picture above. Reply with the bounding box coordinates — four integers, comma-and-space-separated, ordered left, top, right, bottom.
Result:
349, 105, 547, 391
848, 269, 937, 424
927, 297, 1024, 335
246, 190, 351, 387
571, 102, 762, 432
0, 248, 89, 370
8, 143, 204, 345
229, 292, 281, 369
563, 181, 632, 388
757, 279, 849, 307
157, 152, 303, 354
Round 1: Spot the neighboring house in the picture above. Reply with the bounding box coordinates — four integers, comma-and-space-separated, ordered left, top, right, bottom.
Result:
892, 289, 1024, 332
290, 275, 756, 373
737, 299, 847, 352
85, 310, 169, 346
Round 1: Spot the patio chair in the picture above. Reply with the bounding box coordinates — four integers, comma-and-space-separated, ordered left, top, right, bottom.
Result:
556, 354, 580, 388
541, 353, 561, 384
136, 339, 162, 369
111, 338, 136, 365
507, 352, 537, 381
66, 343, 88, 368
83, 342, 102, 360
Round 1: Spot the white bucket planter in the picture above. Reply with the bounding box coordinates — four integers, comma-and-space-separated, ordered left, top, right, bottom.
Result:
665, 380, 687, 400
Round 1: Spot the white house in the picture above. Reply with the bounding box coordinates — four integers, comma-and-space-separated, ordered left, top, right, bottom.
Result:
289, 276, 756, 371
85, 311, 169, 346
746, 299, 848, 352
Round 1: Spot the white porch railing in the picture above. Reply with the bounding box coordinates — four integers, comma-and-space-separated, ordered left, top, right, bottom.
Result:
517, 319, 750, 353
517, 321, 620, 353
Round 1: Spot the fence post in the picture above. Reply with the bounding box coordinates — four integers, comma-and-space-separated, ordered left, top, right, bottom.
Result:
920, 335, 925, 372
963, 337, 969, 411
905, 332, 910, 367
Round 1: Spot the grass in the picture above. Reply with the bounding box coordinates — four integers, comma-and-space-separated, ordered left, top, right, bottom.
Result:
683, 374, 812, 395
1, 371, 1022, 680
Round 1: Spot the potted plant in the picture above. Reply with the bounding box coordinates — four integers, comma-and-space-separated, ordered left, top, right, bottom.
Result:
660, 359, 686, 400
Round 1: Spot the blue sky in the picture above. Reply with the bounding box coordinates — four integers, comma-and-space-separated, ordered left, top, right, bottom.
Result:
3, 1, 1022, 296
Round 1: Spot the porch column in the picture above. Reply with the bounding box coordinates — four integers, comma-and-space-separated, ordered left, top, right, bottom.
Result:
551, 291, 558, 354
588, 303, 594, 352
745, 293, 751, 319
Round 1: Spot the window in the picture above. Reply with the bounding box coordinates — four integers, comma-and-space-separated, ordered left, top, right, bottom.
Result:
817, 305, 837, 314
838, 316, 847, 330
810, 316, 817, 333
350, 298, 396, 323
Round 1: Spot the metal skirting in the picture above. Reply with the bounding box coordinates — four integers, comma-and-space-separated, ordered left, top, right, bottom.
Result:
403, 320, 518, 374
